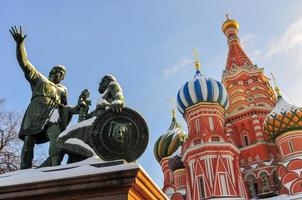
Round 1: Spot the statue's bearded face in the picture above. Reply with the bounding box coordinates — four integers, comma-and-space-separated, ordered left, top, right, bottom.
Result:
49, 70, 65, 84
98, 78, 110, 94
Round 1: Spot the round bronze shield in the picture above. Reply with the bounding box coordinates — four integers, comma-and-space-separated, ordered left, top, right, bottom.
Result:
91, 107, 149, 162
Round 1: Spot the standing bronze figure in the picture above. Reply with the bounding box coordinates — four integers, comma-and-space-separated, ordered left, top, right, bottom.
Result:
10, 26, 80, 169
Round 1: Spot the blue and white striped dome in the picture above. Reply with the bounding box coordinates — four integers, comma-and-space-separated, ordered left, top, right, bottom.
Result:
177, 71, 228, 115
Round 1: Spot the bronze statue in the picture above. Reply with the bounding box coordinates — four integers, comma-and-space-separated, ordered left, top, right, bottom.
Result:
78, 89, 91, 123
55, 75, 125, 163
55, 75, 149, 163
88, 74, 124, 116
10, 26, 149, 167
10, 26, 80, 169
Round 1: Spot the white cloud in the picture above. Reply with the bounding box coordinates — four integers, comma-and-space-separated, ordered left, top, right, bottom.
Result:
263, 17, 302, 106
267, 17, 302, 57
241, 34, 256, 49
163, 58, 193, 76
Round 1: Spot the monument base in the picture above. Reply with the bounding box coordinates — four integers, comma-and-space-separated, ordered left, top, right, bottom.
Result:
0, 158, 167, 200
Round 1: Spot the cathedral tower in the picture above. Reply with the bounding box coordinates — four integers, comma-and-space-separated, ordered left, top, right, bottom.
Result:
177, 52, 247, 199
221, 15, 279, 198
154, 108, 186, 198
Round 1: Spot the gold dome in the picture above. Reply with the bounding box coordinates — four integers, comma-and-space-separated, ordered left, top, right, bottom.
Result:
222, 14, 240, 33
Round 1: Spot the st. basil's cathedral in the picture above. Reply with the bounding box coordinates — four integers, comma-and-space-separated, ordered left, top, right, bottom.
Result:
154, 16, 302, 199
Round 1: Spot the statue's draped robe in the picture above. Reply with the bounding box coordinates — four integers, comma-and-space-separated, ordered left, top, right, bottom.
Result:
19, 65, 71, 144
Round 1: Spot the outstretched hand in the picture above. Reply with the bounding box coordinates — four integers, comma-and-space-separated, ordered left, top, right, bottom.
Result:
110, 100, 124, 113
9, 26, 27, 44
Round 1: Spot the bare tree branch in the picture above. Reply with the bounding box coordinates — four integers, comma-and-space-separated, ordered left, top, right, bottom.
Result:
0, 99, 47, 174
0, 99, 21, 174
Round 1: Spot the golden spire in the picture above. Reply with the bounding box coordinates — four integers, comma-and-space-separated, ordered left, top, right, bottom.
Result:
222, 14, 240, 33
271, 73, 282, 98
192, 48, 201, 71
170, 98, 176, 119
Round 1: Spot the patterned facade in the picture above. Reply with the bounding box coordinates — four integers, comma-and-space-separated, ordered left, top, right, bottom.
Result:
264, 92, 302, 196
154, 16, 302, 200
221, 16, 279, 199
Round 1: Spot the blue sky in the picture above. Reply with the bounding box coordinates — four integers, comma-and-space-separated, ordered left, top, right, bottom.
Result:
1, 0, 302, 187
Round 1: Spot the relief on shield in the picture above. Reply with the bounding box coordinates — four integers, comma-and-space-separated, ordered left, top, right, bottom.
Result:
92, 107, 148, 162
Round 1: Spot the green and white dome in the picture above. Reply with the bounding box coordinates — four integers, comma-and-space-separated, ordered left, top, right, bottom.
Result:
154, 110, 186, 163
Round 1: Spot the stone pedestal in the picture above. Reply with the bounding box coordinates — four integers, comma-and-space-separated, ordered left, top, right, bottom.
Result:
0, 159, 167, 200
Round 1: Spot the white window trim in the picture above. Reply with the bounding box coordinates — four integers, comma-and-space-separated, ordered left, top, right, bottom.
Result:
219, 173, 229, 196
195, 119, 200, 133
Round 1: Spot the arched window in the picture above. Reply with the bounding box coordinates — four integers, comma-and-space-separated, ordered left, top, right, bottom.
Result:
273, 171, 280, 186
195, 119, 200, 133
219, 173, 229, 195
243, 135, 249, 146
178, 176, 182, 186
245, 174, 258, 198
241, 131, 250, 146
198, 176, 206, 199
208, 117, 214, 131
260, 172, 271, 192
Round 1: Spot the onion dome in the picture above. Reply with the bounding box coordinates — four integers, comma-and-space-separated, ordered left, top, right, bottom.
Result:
264, 75, 302, 141
177, 50, 228, 115
169, 154, 184, 172
264, 97, 302, 141
222, 14, 240, 33
154, 109, 186, 163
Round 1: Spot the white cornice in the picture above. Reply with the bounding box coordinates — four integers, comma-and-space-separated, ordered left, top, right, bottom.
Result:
222, 64, 264, 81
239, 141, 275, 151
225, 106, 272, 122
182, 142, 240, 161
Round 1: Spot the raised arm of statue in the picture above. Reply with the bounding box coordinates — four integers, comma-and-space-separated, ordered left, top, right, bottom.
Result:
9, 26, 38, 83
